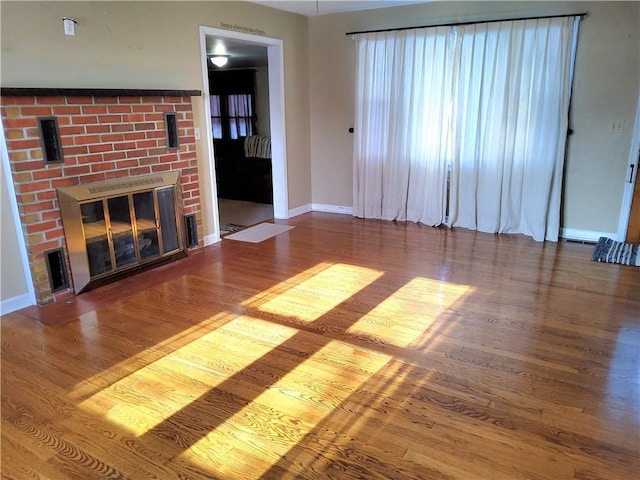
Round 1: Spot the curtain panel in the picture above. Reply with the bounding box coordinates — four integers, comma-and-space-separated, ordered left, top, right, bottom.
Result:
353, 27, 453, 225
353, 16, 580, 241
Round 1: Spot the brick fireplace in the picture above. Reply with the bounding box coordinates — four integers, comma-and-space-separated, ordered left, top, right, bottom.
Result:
1, 88, 203, 304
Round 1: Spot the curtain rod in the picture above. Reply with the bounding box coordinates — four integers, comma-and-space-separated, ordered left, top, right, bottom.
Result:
345, 12, 586, 36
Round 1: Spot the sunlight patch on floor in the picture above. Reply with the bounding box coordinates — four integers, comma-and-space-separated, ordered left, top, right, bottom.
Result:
347, 277, 472, 348
178, 339, 393, 479
75, 315, 300, 436
251, 263, 384, 323
69, 310, 233, 400
239, 262, 334, 306
70, 261, 474, 478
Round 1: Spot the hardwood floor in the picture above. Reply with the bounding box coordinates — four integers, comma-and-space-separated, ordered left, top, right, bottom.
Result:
2, 212, 639, 479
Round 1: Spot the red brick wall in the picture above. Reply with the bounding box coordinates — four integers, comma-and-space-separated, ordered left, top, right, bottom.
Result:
1, 94, 202, 304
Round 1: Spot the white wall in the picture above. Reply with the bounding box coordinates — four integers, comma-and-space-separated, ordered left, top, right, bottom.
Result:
1, 0, 311, 237
309, 1, 640, 239
0, 163, 27, 301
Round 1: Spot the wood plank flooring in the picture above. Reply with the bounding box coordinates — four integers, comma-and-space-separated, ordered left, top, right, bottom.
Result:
2, 212, 639, 479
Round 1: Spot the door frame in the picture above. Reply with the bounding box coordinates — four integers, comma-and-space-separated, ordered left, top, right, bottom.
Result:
198, 26, 288, 244
617, 95, 640, 241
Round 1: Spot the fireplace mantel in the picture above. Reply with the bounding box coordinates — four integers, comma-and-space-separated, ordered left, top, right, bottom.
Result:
1, 87, 202, 97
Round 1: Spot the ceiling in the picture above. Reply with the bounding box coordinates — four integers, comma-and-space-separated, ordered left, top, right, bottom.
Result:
206, 37, 268, 70
248, 0, 429, 17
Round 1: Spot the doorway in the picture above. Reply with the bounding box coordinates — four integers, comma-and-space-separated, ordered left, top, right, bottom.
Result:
199, 26, 288, 243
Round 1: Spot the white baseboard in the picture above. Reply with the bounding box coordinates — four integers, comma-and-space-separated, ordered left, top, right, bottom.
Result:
0, 292, 35, 316
203, 233, 220, 246
287, 203, 312, 218
312, 204, 353, 215
560, 228, 617, 243
287, 203, 354, 218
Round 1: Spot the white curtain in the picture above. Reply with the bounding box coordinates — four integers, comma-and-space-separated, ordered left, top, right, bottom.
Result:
449, 17, 580, 241
353, 27, 453, 224
353, 16, 580, 241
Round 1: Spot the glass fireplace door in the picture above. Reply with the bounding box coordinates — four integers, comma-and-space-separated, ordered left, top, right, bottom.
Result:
133, 191, 160, 261
157, 186, 180, 254
58, 170, 186, 293
81, 200, 113, 277
107, 195, 137, 269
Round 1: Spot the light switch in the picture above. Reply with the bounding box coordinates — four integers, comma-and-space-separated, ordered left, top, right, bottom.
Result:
63, 18, 76, 36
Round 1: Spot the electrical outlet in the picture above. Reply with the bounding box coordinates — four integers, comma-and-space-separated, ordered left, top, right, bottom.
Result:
194, 127, 201, 140
609, 120, 624, 133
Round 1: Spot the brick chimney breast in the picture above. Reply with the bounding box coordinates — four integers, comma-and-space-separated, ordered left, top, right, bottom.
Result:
1, 89, 203, 304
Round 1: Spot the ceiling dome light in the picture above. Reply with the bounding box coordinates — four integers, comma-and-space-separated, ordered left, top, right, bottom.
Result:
209, 55, 230, 68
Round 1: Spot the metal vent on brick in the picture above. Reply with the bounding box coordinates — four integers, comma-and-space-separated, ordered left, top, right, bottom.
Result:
45, 248, 69, 292
185, 214, 198, 248
164, 112, 179, 149
38, 117, 64, 164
